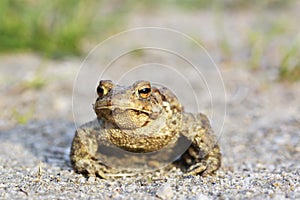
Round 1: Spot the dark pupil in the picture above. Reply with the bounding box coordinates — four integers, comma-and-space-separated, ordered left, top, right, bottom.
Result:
139, 87, 151, 94
97, 86, 104, 96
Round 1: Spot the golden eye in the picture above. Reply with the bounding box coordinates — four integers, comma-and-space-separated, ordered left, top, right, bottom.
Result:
138, 86, 151, 99
96, 80, 114, 98
97, 85, 108, 97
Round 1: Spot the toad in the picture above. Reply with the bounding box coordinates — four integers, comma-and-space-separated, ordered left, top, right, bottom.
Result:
70, 80, 221, 178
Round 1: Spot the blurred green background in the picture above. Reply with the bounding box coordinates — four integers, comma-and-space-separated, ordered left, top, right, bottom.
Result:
0, 0, 299, 81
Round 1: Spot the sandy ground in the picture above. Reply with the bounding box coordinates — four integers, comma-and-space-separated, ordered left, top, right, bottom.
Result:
1, 58, 300, 200
1, 5, 300, 200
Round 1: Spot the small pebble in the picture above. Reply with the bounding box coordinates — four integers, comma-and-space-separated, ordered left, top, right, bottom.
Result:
88, 177, 96, 184
156, 183, 174, 199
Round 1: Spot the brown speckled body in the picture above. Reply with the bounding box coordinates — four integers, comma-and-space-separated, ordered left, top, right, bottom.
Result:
70, 80, 221, 178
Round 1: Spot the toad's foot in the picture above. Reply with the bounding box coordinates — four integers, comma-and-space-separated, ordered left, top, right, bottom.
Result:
184, 144, 221, 176
72, 157, 112, 179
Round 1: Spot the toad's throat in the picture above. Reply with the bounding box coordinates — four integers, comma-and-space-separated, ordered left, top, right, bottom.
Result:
102, 112, 179, 152
106, 128, 179, 153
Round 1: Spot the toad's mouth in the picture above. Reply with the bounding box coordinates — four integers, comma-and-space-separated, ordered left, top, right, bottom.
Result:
95, 105, 152, 115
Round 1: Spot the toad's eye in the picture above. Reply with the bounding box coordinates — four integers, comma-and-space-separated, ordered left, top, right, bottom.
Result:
138, 87, 151, 99
97, 86, 108, 97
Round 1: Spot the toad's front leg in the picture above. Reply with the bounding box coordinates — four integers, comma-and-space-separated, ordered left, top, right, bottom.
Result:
70, 121, 112, 179
178, 113, 221, 176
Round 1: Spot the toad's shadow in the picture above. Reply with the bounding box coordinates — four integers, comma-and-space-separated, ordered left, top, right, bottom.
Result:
0, 119, 193, 174
0, 120, 75, 168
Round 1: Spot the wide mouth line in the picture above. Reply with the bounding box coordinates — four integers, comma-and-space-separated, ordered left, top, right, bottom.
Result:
94, 105, 152, 114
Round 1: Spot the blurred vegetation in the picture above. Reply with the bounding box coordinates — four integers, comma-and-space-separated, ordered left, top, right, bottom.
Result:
0, 0, 128, 58
12, 105, 35, 124
247, 17, 291, 69
0, 0, 295, 58
0, 0, 299, 81
279, 37, 300, 82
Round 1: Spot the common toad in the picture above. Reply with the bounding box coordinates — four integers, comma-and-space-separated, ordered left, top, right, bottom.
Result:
70, 80, 221, 178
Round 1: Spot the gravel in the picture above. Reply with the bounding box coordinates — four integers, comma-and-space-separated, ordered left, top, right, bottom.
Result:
1, 78, 299, 199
